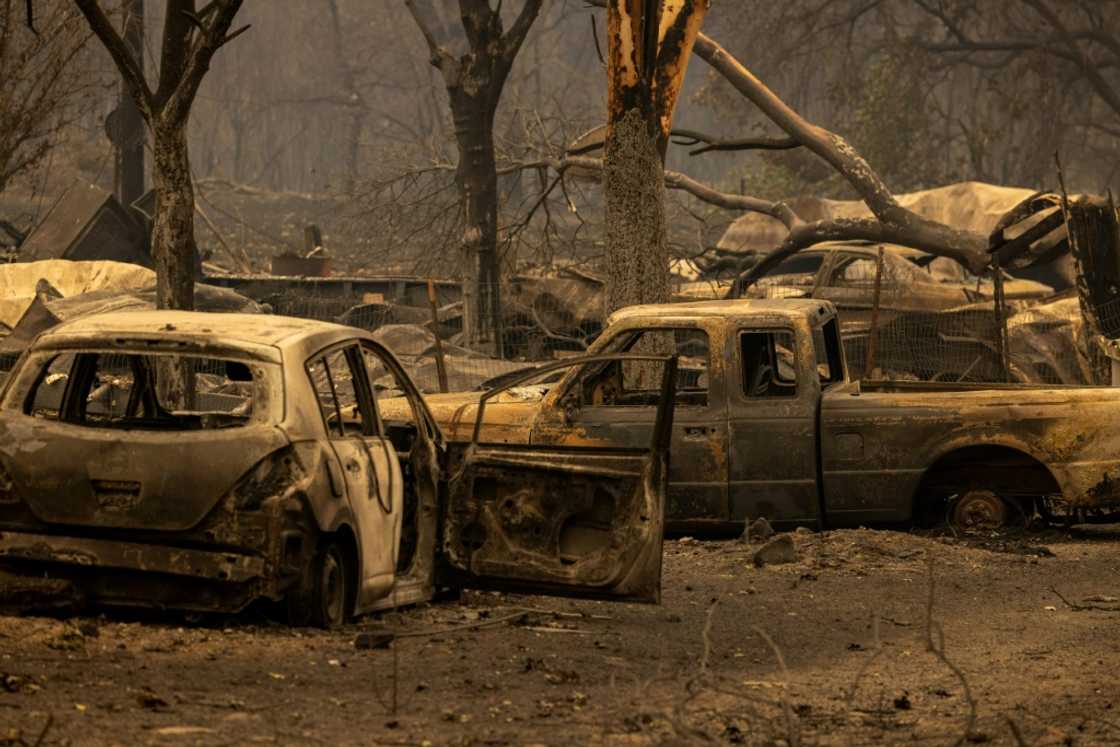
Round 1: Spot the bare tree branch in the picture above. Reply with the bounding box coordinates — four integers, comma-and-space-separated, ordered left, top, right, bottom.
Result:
163, 0, 244, 125
492, 0, 545, 96
1019, 0, 1120, 120
73, 0, 153, 115
404, 0, 459, 78
689, 29, 989, 274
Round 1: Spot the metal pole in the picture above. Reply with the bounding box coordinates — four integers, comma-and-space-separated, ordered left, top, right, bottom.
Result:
116, 0, 145, 206
864, 245, 885, 378
993, 253, 1011, 382
427, 279, 450, 393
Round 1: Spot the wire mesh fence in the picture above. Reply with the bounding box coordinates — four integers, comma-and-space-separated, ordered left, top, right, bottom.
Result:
746, 245, 1112, 386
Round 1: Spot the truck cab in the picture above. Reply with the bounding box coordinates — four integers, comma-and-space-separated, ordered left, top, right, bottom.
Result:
527, 299, 846, 530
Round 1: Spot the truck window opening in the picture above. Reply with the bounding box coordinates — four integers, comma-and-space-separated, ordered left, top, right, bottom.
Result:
741, 331, 797, 397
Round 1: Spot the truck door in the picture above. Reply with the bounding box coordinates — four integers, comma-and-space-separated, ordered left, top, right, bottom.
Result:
307, 345, 403, 604
531, 324, 729, 526
727, 324, 822, 525
443, 355, 676, 603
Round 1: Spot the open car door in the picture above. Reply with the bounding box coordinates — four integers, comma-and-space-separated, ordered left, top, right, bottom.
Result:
442, 354, 677, 603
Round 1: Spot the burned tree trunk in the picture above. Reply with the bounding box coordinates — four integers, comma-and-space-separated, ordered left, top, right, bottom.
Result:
151, 124, 195, 310
405, 0, 543, 352
604, 0, 708, 314
449, 91, 502, 351
75, 0, 246, 311
604, 109, 669, 313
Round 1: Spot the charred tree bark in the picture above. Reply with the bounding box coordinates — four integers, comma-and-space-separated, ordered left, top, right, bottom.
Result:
449, 91, 502, 350
604, 109, 669, 313
151, 124, 195, 310
75, 0, 246, 310
405, 0, 542, 352
604, 0, 708, 314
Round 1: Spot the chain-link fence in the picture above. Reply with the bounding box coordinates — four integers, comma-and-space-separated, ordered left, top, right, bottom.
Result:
746, 246, 1111, 386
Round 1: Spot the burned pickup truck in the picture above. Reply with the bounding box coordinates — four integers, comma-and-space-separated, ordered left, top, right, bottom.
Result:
408, 298, 1120, 532
0, 311, 675, 624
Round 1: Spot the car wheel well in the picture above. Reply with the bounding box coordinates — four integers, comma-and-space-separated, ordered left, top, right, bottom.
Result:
913, 445, 1060, 526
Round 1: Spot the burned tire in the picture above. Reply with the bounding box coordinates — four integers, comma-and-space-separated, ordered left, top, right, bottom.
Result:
287, 538, 352, 629
949, 489, 1009, 532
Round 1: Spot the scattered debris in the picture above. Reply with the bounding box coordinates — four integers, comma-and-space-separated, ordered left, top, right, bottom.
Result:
753, 535, 798, 567
739, 517, 775, 545
354, 630, 395, 650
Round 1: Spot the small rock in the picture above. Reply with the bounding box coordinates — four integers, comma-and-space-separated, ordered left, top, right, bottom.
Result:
1, 673, 34, 693
47, 627, 85, 652
752, 535, 798, 567
137, 691, 171, 711
77, 622, 99, 638
893, 693, 912, 710
354, 630, 394, 650
739, 517, 775, 545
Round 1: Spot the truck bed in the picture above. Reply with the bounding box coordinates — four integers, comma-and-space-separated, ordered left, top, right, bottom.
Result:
819, 380, 1120, 525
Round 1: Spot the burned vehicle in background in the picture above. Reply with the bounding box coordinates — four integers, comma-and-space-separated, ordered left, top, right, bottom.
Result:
411, 299, 1120, 532
0, 311, 675, 625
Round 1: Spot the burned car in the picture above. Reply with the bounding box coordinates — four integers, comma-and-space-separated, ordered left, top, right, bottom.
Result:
0, 311, 674, 625
411, 299, 1120, 532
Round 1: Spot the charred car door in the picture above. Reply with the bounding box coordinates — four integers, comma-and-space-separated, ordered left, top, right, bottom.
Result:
729, 324, 821, 526
531, 323, 728, 525
306, 344, 402, 603
441, 355, 677, 603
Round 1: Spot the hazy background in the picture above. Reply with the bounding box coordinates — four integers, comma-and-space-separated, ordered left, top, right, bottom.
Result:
5, 0, 1119, 275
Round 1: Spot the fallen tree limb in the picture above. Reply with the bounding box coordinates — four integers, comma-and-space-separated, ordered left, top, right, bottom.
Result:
731, 216, 991, 296
581, 0, 991, 279
689, 31, 990, 277
668, 129, 801, 156
1050, 586, 1120, 612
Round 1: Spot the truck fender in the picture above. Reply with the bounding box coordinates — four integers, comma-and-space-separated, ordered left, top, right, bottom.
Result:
910, 432, 1063, 513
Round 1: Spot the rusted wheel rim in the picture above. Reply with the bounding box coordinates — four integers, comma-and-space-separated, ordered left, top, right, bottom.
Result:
951, 489, 1008, 531
319, 547, 345, 626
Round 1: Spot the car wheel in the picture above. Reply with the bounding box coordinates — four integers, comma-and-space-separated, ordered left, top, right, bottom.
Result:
311, 540, 351, 628
287, 538, 352, 628
949, 489, 1008, 532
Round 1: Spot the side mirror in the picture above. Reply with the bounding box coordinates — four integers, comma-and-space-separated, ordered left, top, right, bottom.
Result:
563, 400, 579, 425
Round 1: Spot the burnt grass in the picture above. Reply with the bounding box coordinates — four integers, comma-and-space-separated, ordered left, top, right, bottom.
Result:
1, 526, 1119, 746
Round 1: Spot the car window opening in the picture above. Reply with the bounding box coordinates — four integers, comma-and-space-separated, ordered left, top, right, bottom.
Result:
26, 351, 260, 430
581, 328, 709, 407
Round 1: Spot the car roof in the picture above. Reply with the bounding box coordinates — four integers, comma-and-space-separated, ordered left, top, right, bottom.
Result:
608, 298, 833, 325
35, 310, 363, 359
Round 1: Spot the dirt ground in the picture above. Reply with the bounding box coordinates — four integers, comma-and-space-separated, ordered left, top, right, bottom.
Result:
2, 526, 1119, 747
